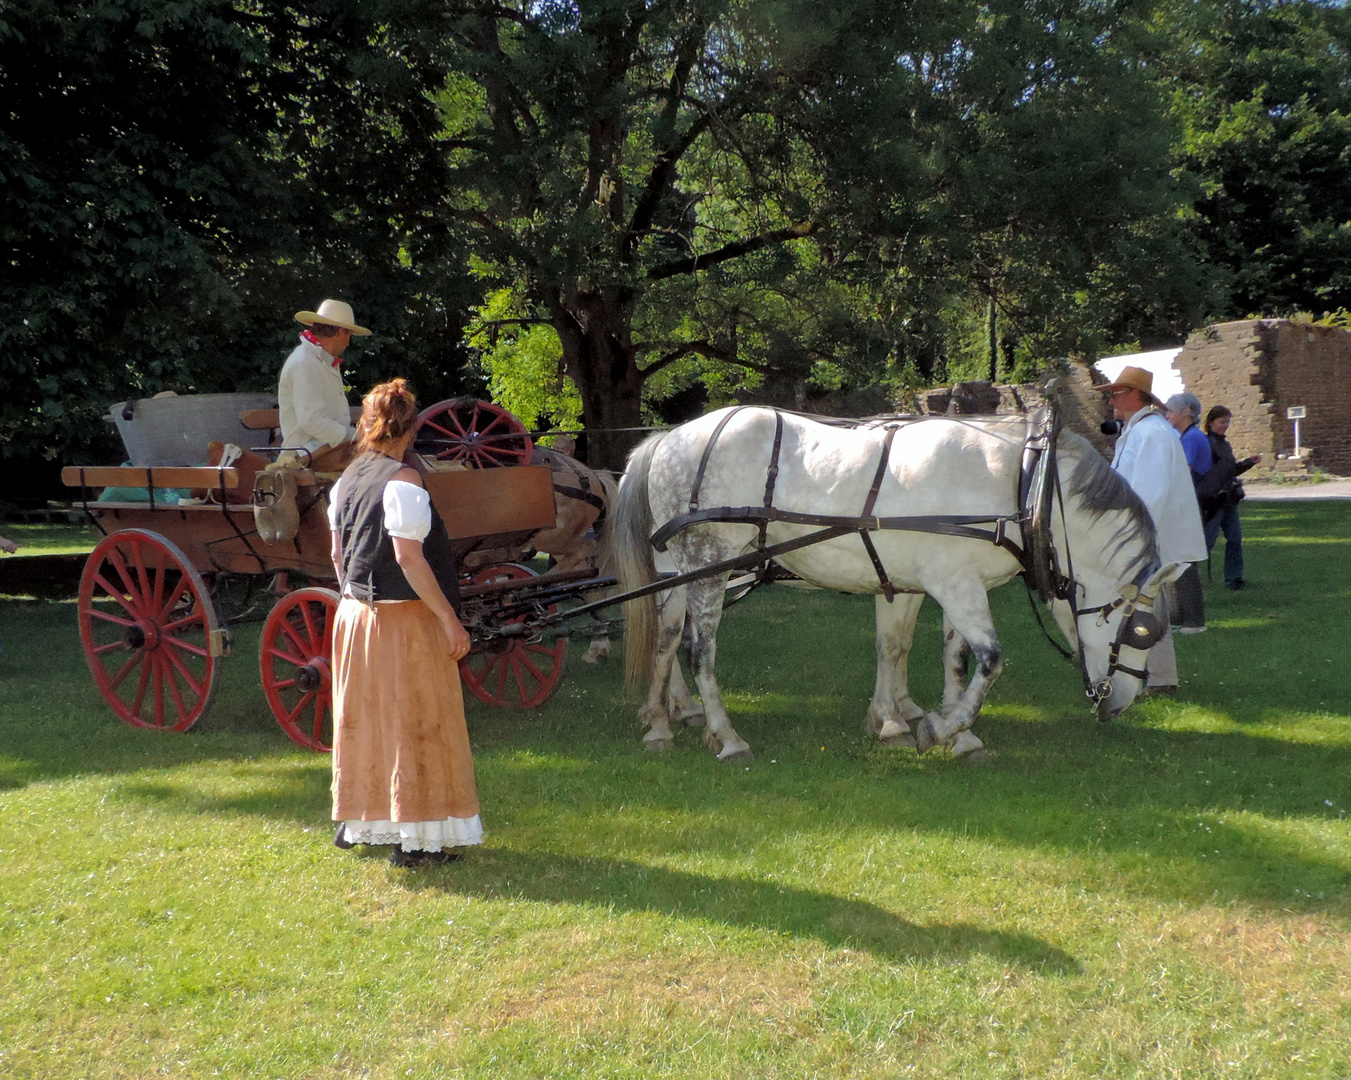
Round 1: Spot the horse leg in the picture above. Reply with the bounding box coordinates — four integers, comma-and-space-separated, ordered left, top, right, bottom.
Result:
669, 660, 705, 728
941, 618, 972, 710
580, 613, 611, 664
865, 593, 924, 747
638, 585, 687, 753
682, 575, 752, 762
914, 588, 1003, 756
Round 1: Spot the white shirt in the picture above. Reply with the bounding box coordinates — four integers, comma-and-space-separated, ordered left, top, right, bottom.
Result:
278, 336, 356, 453
1111, 408, 1207, 564
327, 476, 431, 541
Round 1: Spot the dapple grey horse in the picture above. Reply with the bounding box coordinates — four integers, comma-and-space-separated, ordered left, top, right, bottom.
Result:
607, 408, 1180, 761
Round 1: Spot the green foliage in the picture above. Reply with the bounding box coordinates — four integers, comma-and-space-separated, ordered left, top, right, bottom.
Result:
466, 290, 582, 431
429, 0, 1207, 457
1158, 0, 1351, 317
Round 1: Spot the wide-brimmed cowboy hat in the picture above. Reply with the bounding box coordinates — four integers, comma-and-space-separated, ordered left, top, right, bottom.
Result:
1100, 365, 1163, 408
294, 299, 372, 336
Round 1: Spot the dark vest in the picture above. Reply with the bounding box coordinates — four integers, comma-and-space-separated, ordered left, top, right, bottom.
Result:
336, 451, 460, 608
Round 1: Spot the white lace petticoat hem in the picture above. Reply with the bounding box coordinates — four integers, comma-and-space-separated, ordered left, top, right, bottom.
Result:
337, 815, 484, 851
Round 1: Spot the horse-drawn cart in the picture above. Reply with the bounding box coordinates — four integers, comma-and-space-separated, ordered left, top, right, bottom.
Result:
62, 395, 598, 752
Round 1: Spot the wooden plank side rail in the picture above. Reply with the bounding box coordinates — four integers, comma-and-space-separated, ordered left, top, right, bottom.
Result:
61, 466, 241, 490
238, 405, 362, 430
423, 464, 556, 540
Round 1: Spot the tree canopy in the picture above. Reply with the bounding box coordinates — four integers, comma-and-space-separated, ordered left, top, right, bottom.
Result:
434, 0, 1212, 464
4, 0, 1350, 484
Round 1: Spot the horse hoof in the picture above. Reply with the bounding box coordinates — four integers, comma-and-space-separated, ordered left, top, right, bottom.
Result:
717, 746, 754, 764
914, 716, 940, 754
956, 747, 992, 765
877, 719, 916, 748
643, 736, 674, 753
580, 645, 609, 664
679, 710, 706, 729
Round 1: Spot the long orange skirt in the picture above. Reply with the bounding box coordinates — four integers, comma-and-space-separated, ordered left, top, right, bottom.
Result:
331, 598, 480, 831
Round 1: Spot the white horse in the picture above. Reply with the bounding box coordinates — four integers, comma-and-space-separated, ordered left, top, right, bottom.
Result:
607, 407, 1182, 762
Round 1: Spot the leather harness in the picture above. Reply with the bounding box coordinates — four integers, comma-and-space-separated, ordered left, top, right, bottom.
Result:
646, 395, 1163, 705
650, 406, 1037, 595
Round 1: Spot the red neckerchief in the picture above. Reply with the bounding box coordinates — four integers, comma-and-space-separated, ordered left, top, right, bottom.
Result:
301, 329, 342, 367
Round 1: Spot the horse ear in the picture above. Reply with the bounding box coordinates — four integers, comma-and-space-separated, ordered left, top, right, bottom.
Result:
1141, 562, 1187, 595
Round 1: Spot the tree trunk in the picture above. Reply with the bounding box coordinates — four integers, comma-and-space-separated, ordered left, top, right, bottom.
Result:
553, 291, 647, 471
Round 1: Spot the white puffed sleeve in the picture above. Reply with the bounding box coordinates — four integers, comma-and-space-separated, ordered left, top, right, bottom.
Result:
326, 475, 345, 530
382, 480, 432, 541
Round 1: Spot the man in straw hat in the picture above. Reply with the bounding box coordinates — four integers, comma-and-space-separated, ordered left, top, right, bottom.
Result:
278, 299, 372, 473
1100, 365, 1207, 695
258, 300, 372, 547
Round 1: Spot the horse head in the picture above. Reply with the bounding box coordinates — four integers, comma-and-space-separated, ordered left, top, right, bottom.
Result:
1054, 561, 1186, 720
1052, 435, 1187, 720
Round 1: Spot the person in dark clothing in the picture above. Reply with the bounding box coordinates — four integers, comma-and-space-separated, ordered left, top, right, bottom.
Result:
1197, 405, 1262, 590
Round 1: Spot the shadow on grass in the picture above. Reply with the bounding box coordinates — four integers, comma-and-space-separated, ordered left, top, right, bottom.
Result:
398, 847, 1080, 973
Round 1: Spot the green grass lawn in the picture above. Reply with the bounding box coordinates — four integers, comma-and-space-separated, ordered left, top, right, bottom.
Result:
1, 502, 1348, 1078
0, 519, 103, 555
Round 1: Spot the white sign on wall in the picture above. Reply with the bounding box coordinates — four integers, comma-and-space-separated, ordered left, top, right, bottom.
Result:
1287, 406, 1306, 457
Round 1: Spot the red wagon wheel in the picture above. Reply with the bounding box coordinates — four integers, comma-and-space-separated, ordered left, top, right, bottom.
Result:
77, 528, 224, 732
414, 397, 534, 468
459, 563, 566, 708
259, 587, 340, 752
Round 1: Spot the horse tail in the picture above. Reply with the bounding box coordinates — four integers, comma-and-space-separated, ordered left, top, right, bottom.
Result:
591, 468, 620, 541
602, 432, 664, 694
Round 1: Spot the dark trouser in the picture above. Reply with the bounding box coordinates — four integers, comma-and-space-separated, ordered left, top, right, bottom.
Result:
1170, 563, 1206, 629
1203, 503, 1245, 585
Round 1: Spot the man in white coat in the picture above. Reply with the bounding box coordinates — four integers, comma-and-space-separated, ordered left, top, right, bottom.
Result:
1101, 365, 1208, 693
278, 299, 371, 471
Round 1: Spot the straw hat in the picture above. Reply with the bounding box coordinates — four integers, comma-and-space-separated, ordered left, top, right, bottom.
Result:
294, 299, 372, 336
1100, 365, 1163, 408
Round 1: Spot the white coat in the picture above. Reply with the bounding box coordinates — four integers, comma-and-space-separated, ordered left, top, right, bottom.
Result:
1110, 407, 1207, 565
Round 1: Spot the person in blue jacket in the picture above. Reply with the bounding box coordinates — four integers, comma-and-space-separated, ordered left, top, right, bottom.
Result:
1164, 393, 1210, 633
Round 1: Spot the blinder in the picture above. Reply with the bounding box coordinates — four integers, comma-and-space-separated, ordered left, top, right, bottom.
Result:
1075, 568, 1165, 693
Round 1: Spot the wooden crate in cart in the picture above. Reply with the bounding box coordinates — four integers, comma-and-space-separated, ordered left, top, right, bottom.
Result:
62, 404, 574, 752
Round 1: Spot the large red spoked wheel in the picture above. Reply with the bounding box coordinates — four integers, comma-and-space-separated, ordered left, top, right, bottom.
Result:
414, 397, 534, 468
459, 563, 566, 708
259, 587, 340, 752
77, 529, 225, 732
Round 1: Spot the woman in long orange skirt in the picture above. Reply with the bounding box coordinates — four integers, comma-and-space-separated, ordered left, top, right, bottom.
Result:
327, 379, 482, 866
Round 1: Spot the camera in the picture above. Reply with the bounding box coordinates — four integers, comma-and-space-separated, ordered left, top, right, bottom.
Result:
1100, 419, 1123, 436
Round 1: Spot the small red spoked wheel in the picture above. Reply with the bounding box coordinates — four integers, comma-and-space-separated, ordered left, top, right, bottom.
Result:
459, 563, 566, 708
414, 397, 534, 468
260, 588, 340, 752
77, 528, 224, 732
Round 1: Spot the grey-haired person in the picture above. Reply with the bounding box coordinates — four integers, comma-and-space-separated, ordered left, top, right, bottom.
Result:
1163, 392, 1210, 633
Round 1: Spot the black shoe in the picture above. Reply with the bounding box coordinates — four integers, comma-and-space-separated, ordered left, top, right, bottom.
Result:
1226, 579, 1245, 591
389, 847, 463, 867
333, 823, 354, 850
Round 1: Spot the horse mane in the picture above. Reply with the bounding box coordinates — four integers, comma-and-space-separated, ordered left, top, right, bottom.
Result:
1058, 430, 1160, 579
